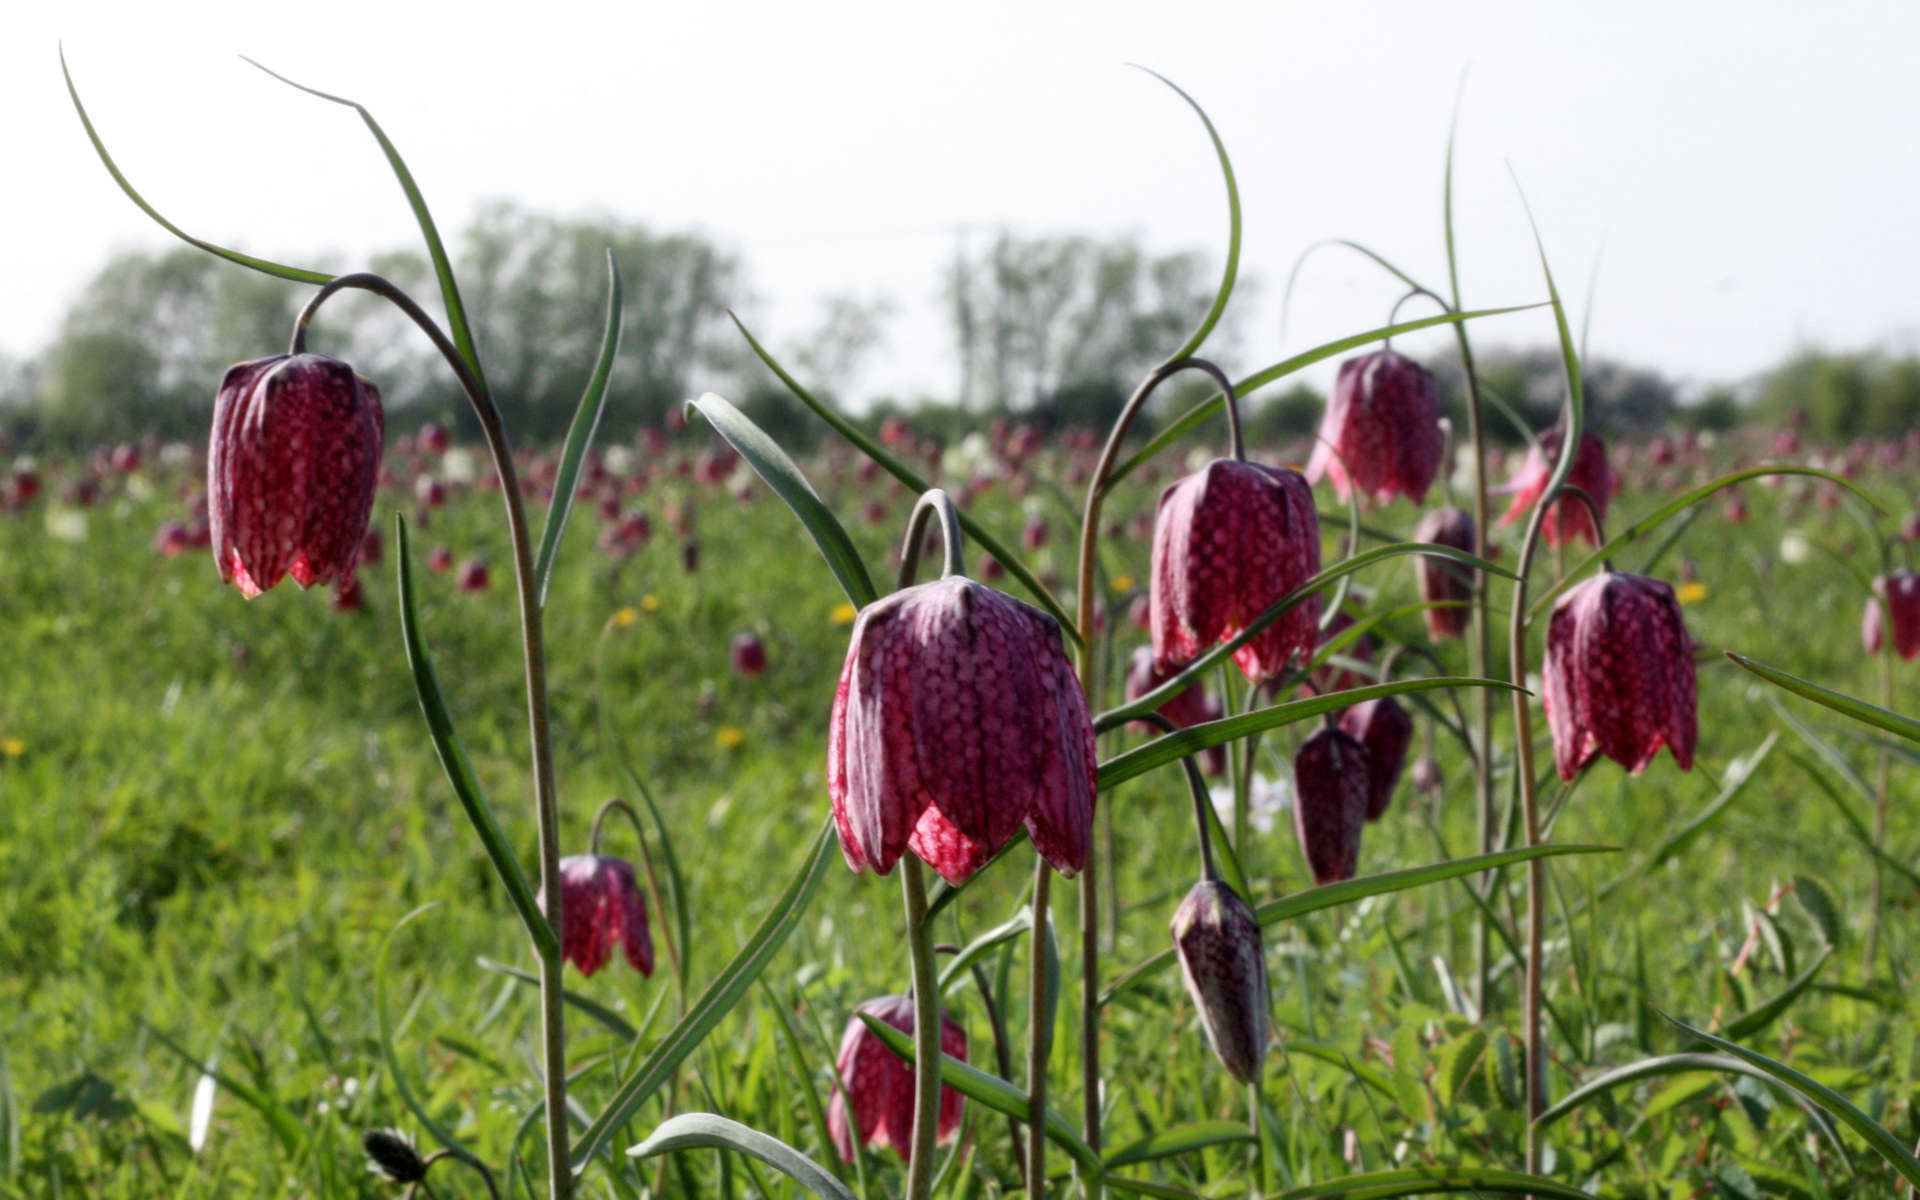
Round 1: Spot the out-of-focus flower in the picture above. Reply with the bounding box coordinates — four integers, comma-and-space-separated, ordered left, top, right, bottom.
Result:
828, 575, 1096, 884
1306, 350, 1443, 504
1498, 428, 1615, 548
612, 605, 639, 628
1412, 506, 1476, 640
208, 354, 384, 597
456, 558, 489, 592
715, 726, 746, 750
1863, 570, 1920, 660
540, 854, 654, 977
830, 601, 859, 625
731, 632, 768, 678
1339, 697, 1412, 821
1543, 571, 1697, 781
827, 994, 966, 1162
641, 594, 662, 613
1778, 532, 1812, 565
1123, 645, 1212, 731
1292, 727, 1369, 883
1676, 581, 1707, 605
1171, 879, 1270, 1083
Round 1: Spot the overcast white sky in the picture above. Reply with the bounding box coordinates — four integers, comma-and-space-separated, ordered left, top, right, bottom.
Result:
10, 1, 1919, 408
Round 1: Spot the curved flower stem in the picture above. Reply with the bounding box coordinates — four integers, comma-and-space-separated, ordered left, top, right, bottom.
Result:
1073, 355, 1243, 1173
293, 272, 571, 1199
900, 857, 942, 1200
414, 1150, 504, 1200
588, 797, 685, 1003
1138, 711, 1217, 883
1547, 484, 1612, 568
898, 489, 967, 581
1024, 859, 1053, 1198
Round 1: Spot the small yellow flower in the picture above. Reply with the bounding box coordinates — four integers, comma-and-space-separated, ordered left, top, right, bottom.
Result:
0, 737, 24, 758
830, 601, 859, 625
641, 594, 662, 613
714, 726, 745, 750
612, 606, 639, 628
1676, 581, 1708, 605
1111, 573, 1135, 593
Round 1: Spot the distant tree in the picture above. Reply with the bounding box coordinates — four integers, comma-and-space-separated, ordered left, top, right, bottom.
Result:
1425, 346, 1678, 443
1751, 346, 1920, 441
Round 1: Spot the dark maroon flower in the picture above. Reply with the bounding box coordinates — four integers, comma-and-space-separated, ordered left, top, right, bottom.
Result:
414, 476, 447, 508
418, 421, 450, 455
1170, 879, 1270, 1083
681, 541, 701, 573
1307, 350, 1443, 504
1338, 697, 1412, 821
456, 558, 489, 592
828, 576, 1097, 885
1022, 516, 1049, 550
359, 527, 384, 566
111, 443, 141, 473
1123, 645, 1211, 731
1863, 570, 1920, 660
1498, 428, 1615, 548
1543, 571, 1697, 781
1724, 497, 1750, 524
1293, 727, 1369, 884
332, 575, 366, 612
154, 520, 192, 557
731, 632, 768, 677
1413, 506, 1476, 640
540, 854, 654, 977
427, 545, 454, 573
208, 354, 384, 597
827, 994, 966, 1162
1151, 459, 1322, 684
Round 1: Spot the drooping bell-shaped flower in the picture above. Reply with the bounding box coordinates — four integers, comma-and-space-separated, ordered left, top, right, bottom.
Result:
1542, 571, 1697, 781
828, 576, 1097, 885
1151, 460, 1322, 684
208, 354, 385, 597
1338, 697, 1413, 821
827, 994, 967, 1162
540, 854, 655, 977
1170, 879, 1270, 1083
1306, 350, 1444, 504
1292, 727, 1370, 884
1863, 570, 1920, 660
1412, 506, 1476, 640
1123, 645, 1212, 731
1498, 428, 1615, 548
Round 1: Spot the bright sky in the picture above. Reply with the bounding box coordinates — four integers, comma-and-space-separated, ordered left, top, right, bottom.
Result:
12, 1, 1919, 408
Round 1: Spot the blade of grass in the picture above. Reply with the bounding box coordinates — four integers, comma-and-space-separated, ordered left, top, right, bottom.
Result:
474, 958, 639, 1042
1127, 66, 1239, 363
626, 1114, 856, 1200
1728, 653, 1920, 745
533, 252, 623, 608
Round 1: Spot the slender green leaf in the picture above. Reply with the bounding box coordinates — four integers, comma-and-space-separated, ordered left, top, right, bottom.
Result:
728, 312, 1073, 639
1724, 947, 1833, 1040
572, 821, 836, 1172
1279, 1041, 1394, 1097
857, 1013, 1101, 1174
936, 909, 1032, 996
1102, 1121, 1252, 1168
473, 958, 638, 1042
627, 1114, 855, 1200
1641, 733, 1777, 871
1728, 652, 1920, 744
1129, 67, 1239, 362
59, 49, 330, 285
1276, 1167, 1602, 1199
1105, 1178, 1206, 1200
395, 515, 554, 957
759, 980, 837, 1186
687, 393, 877, 608
140, 1024, 305, 1156
1102, 844, 1612, 1004
534, 253, 623, 607
376, 905, 482, 1165
1653, 1011, 1920, 1185
1098, 677, 1523, 791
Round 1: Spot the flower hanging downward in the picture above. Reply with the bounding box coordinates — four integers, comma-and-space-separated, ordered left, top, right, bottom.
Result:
1498, 428, 1615, 548
1171, 879, 1270, 1083
540, 854, 654, 977
1292, 727, 1370, 884
1863, 570, 1920, 660
1412, 506, 1477, 640
1306, 350, 1443, 504
827, 995, 967, 1162
828, 576, 1097, 885
208, 353, 384, 596
1151, 459, 1322, 684
1543, 571, 1697, 781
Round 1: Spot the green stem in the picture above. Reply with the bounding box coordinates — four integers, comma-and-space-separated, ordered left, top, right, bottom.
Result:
1866, 602, 1895, 975
1025, 861, 1053, 1197
294, 273, 570, 1199
901, 858, 942, 1200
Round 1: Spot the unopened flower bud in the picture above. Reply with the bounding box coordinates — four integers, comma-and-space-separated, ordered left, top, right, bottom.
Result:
1170, 879, 1270, 1083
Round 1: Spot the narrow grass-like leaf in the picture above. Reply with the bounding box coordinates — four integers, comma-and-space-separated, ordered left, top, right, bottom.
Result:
1279, 1042, 1394, 1097
395, 515, 554, 957
1105, 1178, 1206, 1200
758, 980, 837, 1186
1529, 467, 1885, 618
59, 49, 330, 285
141, 1024, 305, 1156
534, 252, 623, 608
1098, 677, 1522, 791
1536, 1051, 1847, 1158
1102, 304, 1542, 491
1653, 1011, 1920, 1185
627, 1114, 855, 1200
1094, 540, 1515, 731
376, 905, 482, 1165
1728, 653, 1920, 744
1640, 733, 1777, 872
1276, 1167, 1602, 1199
1723, 946, 1833, 1040
0, 1036, 15, 1180
572, 820, 836, 1172
1102, 844, 1611, 1004
240, 58, 488, 388
1128, 67, 1239, 363
856, 1013, 1101, 1174
1510, 171, 1585, 470
687, 393, 878, 608
1102, 1121, 1252, 1168
936, 909, 1032, 996
728, 312, 1073, 639
1781, 748, 1920, 893
473, 957, 639, 1042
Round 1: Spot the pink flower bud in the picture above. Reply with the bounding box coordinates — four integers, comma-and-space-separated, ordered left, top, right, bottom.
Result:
456, 558, 489, 592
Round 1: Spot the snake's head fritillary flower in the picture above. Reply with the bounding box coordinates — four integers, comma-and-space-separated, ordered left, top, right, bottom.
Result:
1292, 727, 1370, 884
1122, 645, 1212, 731
1151, 459, 1322, 685
1498, 428, 1615, 548
828, 576, 1097, 885
455, 557, 489, 592
208, 354, 384, 597
827, 994, 966, 1162
418, 421, 450, 455
1863, 570, 1920, 660
1170, 879, 1270, 1083
1543, 571, 1697, 781
540, 854, 654, 977
1306, 350, 1443, 505
1412, 506, 1477, 640
731, 632, 768, 677
1338, 697, 1413, 821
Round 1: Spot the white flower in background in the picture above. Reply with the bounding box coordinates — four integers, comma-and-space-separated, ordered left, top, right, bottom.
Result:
602, 444, 635, 476
942, 431, 993, 479
1779, 531, 1812, 565
1209, 773, 1292, 836
44, 507, 88, 543
440, 446, 479, 484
